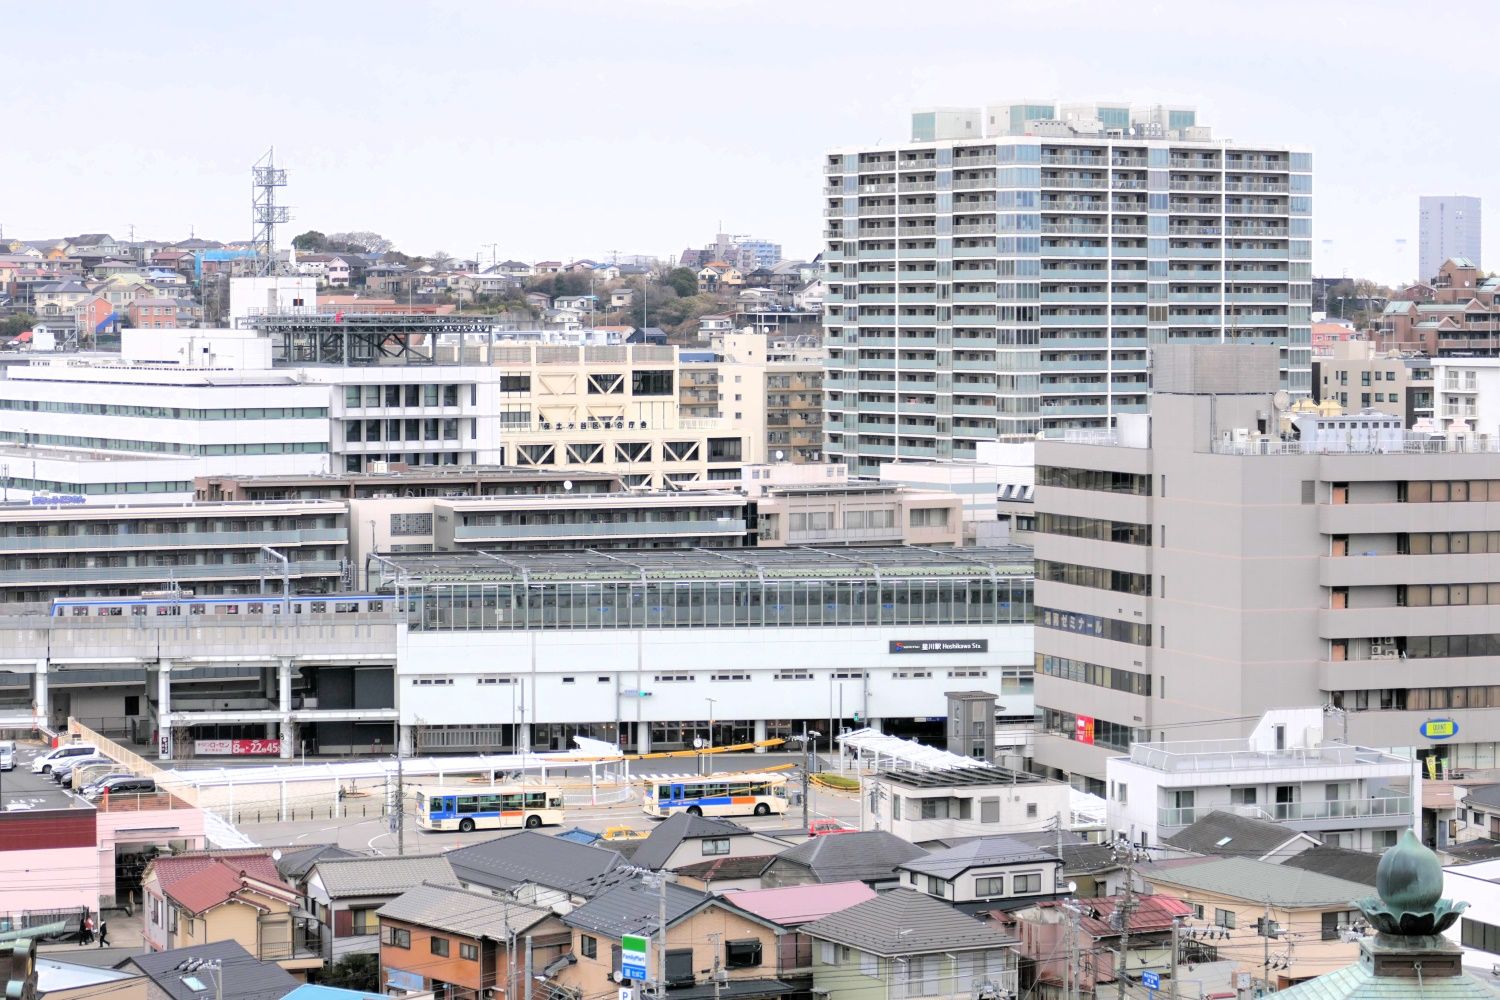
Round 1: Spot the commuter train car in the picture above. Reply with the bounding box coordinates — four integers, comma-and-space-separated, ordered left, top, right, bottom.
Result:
49, 594, 392, 618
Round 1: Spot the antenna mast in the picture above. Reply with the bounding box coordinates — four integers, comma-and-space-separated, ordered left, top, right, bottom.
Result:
252, 148, 291, 276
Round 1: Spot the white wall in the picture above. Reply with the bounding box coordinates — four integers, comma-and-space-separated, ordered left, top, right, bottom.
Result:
229, 277, 318, 327
1444, 859, 1500, 969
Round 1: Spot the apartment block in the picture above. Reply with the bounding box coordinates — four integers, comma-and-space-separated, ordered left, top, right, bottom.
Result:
679, 332, 825, 464
1376, 258, 1500, 357
1432, 358, 1500, 435
1420, 195, 1481, 282
752, 482, 961, 547
1107, 709, 1414, 850
1033, 343, 1500, 791
823, 102, 1312, 476
1312, 341, 1434, 427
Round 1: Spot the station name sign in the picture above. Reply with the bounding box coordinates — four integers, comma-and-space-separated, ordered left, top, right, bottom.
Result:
888, 639, 989, 654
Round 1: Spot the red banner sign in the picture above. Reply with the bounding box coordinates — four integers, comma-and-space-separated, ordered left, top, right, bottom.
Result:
1075, 716, 1095, 745
194, 739, 282, 756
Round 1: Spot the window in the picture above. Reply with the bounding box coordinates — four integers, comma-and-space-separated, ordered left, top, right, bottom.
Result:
581, 935, 598, 959
1322, 910, 1359, 941
910, 507, 949, 528
1012, 872, 1043, 894
632, 370, 675, 396
665, 949, 695, 987
1026, 802, 1038, 818
703, 838, 730, 856
725, 940, 762, 969
391, 512, 434, 536
350, 908, 378, 934
1215, 909, 1237, 929
461, 943, 479, 961
926, 875, 946, 897
975, 876, 1005, 896
1230, 787, 1257, 805
430, 937, 450, 957
1462, 917, 1500, 955
383, 927, 411, 949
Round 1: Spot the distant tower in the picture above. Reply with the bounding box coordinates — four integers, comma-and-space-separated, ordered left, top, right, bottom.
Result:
251, 148, 291, 276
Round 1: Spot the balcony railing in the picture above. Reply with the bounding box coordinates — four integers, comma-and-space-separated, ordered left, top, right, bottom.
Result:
1130, 739, 1408, 771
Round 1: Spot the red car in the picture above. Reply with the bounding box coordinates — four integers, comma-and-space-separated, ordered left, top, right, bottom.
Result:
808, 819, 856, 837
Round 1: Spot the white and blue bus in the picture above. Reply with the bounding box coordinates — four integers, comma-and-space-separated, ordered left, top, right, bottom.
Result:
415, 785, 565, 833
642, 773, 789, 818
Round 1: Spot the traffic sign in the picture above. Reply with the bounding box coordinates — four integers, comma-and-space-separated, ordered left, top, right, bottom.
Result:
1141, 970, 1161, 991
621, 934, 649, 981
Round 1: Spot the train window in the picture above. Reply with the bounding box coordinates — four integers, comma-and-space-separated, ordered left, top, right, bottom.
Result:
292, 604, 303, 613
248, 603, 264, 614
131, 606, 147, 616
335, 601, 358, 613
97, 607, 121, 616
72, 607, 88, 617
189, 604, 206, 615
309, 602, 327, 614
368, 600, 384, 612
215, 605, 238, 615
156, 605, 181, 616
271, 604, 283, 614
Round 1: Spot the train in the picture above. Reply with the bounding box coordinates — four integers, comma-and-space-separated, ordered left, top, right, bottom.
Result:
49, 593, 392, 618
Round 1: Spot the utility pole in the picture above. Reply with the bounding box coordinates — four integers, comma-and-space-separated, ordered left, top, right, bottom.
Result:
1112, 842, 1140, 1000
1263, 900, 1273, 993
791, 729, 820, 833
393, 752, 406, 856
1169, 914, 1181, 1000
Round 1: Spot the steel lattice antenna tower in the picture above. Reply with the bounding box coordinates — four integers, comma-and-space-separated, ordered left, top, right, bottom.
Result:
251, 148, 290, 276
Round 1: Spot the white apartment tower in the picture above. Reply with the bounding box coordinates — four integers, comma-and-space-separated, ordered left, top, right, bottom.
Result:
822, 101, 1313, 476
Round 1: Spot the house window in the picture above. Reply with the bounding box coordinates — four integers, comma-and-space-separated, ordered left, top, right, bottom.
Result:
350, 908, 378, 934
383, 927, 411, 949
1462, 917, 1500, 955
725, 940, 762, 968
665, 949, 695, 987
975, 876, 1005, 896
926, 876, 946, 897
703, 838, 730, 856
461, 943, 478, 961
581, 935, 598, 958
1012, 873, 1042, 894
1215, 909, 1237, 929
431, 937, 450, 957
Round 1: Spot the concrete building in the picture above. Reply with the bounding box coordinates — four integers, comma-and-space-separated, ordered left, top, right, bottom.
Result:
195, 466, 623, 502
824, 102, 1313, 476
1034, 342, 1500, 790
1106, 709, 1415, 850
752, 482, 962, 547
1375, 258, 1500, 357
881, 441, 1036, 544
865, 766, 1073, 844
1420, 195, 1481, 282
1433, 357, 1500, 436
680, 331, 825, 465
1313, 340, 1435, 427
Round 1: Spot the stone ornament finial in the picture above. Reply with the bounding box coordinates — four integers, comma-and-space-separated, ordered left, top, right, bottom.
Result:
1355, 829, 1468, 936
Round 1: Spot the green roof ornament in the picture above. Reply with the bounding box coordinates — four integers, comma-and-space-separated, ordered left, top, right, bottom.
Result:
1355, 829, 1467, 936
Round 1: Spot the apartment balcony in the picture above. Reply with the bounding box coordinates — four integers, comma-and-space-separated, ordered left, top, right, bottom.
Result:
1169, 157, 1221, 169
1169, 180, 1223, 191
1040, 402, 1109, 415
899, 226, 938, 237
898, 159, 939, 172
954, 223, 997, 235
1041, 313, 1109, 326
453, 518, 747, 542
823, 162, 846, 175
1040, 245, 1109, 257
858, 205, 896, 217
953, 177, 998, 190
1111, 178, 1148, 189
954, 153, 997, 166
1043, 268, 1108, 279
1226, 226, 1290, 238
1042, 199, 1109, 212
1170, 292, 1222, 302
1040, 380, 1111, 394
1225, 247, 1290, 258
1039, 177, 1107, 190
0, 558, 345, 586
1226, 204, 1290, 216
1110, 155, 1147, 167
899, 181, 937, 192
1228, 158, 1289, 171
952, 245, 998, 259
856, 292, 896, 304
1040, 292, 1108, 302
1042, 153, 1107, 166
1223, 269, 1288, 280
857, 160, 896, 173
1169, 224, 1223, 237
1156, 797, 1411, 834
1040, 359, 1109, 371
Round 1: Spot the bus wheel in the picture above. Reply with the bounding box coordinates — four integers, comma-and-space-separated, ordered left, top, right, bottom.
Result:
754, 803, 771, 816
526, 814, 542, 828
686, 806, 703, 817
459, 818, 475, 833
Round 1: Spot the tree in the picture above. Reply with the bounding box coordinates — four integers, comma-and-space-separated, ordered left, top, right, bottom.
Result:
665, 267, 698, 298
328, 231, 393, 255
292, 230, 327, 252
429, 249, 455, 272
0, 313, 35, 339
310, 954, 377, 992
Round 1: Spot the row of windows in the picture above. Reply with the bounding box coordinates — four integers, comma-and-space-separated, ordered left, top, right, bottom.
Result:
344, 384, 463, 408
1040, 707, 1146, 752
1037, 606, 1151, 646
346, 418, 462, 443
1037, 653, 1152, 696
1035, 512, 1151, 545
1399, 480, 1500, 502
0, 431, 326, 457
0, 399, 328, 420
1399, 532, 1500, 554
0, 477, 192, 496
1037, 465, 1152, 495
1399, 584, 1500, 607
1332, 687, 1500, 712
379, 925, 477, 961
1405, 634, 1500, 659
1037, 559, 1151, 596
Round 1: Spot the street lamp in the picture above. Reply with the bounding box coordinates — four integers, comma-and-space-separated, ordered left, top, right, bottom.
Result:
788, 729, 821, 833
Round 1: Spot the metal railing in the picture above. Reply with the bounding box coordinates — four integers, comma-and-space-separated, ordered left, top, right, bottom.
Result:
1130, 739, 1404, 771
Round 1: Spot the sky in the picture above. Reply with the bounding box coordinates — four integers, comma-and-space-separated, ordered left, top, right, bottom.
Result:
2, 0, 1490, 285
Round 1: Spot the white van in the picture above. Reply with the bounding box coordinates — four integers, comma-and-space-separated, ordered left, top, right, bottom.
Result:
32, 743, 97, 774
0, 740, 13, 771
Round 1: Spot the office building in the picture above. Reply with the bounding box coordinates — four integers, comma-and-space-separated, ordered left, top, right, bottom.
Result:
680, 332, 825, 464
823, 101, 1313, 475
1420, 195, 1481, 282
1033, 343, 1500, 790
751, 481, 962, 547
1312, 341, 1435, 427
1107, 709, 1414, 850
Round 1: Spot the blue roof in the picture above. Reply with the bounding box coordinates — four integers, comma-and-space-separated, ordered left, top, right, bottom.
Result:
555, 827, 603, 845
284, 985, 386, 1000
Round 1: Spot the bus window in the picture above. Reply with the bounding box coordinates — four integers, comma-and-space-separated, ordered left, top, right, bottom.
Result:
548, 795, 563, 809
730, 783, 752, 797
656, 784, 671, 799
501, 794, 523, 810
525, 792, 547, 809
457, 797, 479, 814
477, 795, 501, 812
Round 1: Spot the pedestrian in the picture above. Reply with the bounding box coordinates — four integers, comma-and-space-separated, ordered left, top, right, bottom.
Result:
97, 921, 109, 948
81, 915, 94, 946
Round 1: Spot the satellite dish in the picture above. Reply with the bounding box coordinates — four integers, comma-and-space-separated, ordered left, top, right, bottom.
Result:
1272, 390, 1291, 411
563, 480, 573, 491
271, 848, 283, 862
775, 450, 785, 462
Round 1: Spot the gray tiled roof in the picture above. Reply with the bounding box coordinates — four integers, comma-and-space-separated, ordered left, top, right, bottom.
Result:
776, 831, 926, 883
310, 854, 456, 897
377, 882, 552, 938
120, 940, 297, 1000
629, 813, 752, 871
1162, 810, 1308, 859
900, 836, 1058, 879
1280, 847, 1381, 888
447, 831, 621, 894
561, 876, 713, 938
274, 844, 362, 881
1143, 857, 1373, 908
799, 888, 1015, 956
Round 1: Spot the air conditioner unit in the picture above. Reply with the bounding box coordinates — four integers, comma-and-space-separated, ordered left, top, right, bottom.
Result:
369, 461, 390, 474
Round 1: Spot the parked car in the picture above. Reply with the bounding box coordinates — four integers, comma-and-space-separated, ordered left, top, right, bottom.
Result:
601, 824, 649, 842
79, 773, 134, 798
54, 755, 112, 786
32, 743, 98, 774
808, 819, 856, 837
0, 740, 14, 771
85, 776, 156, 801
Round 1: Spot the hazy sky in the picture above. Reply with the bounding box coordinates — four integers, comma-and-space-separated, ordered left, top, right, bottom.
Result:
3, 1, 1488, 284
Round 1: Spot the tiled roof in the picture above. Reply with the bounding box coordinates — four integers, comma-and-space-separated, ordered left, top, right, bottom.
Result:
1143, 856, 1373, 908
310, 854, 456, 897
774, 830, 926, 883
447, 831, 621, 894
629, 813, 753, 871
899, 836, 1058, 879
724, 881, 876, 926
149, 851, 294, 915
377, 882, 552, 938
120, 940, 297, 1000
671, 855, 777, 881
562, 876, 713, 938
273, 844, 362, 881
1280, 847, 1381, 887
800, 888, 1015, 956
1162, 810, 1310, 859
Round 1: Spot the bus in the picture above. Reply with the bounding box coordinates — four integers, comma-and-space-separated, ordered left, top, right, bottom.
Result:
642, 773, 789, 819
415, 785, 565, 833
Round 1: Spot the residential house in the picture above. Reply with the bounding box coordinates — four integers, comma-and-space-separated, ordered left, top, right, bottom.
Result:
77, 294, 116, 338
128, 297, 181, 329
697, 263, 743, 294
672, 856, 778, 893
791, 281, 824, 312
66, 234, 120, 256
801, 888, 1019, 1000
697, 315, 733, 341
141, 850, 319, 971
377, 881, 568, 1000
294, 254, 353, 288
609, 287, 635, 309
1460, 784, 1500, 843
866, 767, 1073, 844
895, 837, 1064, 914
273, 844, 362, 893
1162, 810, 1320, 863
304, 854, 457, 961
563, 260, 598, 274
617, 264, 653, 281
761, 831, 926, 889
628, 814, 787, 874
115, 940, 299, 1000
556, 876, 790, 1000
1137, 856, 1372, 991
534, 261, 563, 275
32, 279, 92, 317
554, 295, 598, 314
1010, 894, 1195, 998
725, 882, 877, 995
524, 292, 552, 311
495, 260, 534, 278
445, 831, 622, 913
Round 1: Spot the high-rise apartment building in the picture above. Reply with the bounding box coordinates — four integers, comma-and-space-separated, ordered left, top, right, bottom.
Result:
823, 101, 1313, 476
1419, 195, 1481, 282
1034, 344, 1500, 793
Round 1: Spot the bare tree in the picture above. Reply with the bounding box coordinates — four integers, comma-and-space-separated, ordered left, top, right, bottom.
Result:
329, 231, 393, 255
429, 249, 455, 272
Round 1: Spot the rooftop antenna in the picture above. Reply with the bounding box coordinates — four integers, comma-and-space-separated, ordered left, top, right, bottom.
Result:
252, 147, 291, 276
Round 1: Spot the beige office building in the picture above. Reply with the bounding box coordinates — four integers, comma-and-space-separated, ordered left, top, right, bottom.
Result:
679, 332, 825, 465
1034, 344, 1500, 792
